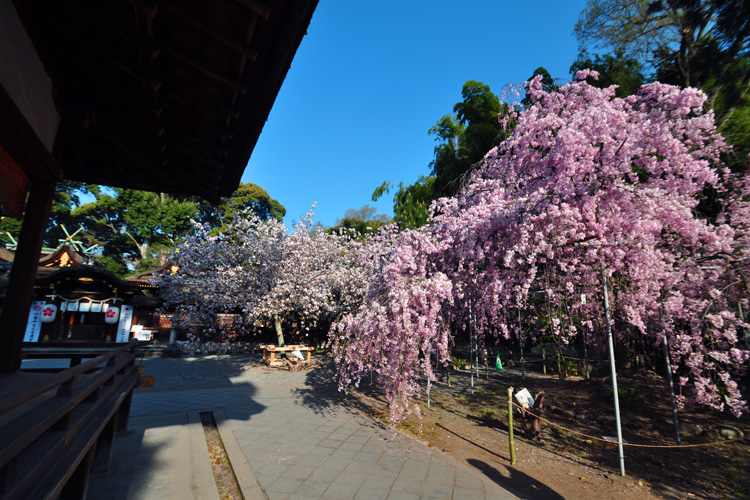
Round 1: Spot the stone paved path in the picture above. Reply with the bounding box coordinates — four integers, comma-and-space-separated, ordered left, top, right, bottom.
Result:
94, 356, 522, 500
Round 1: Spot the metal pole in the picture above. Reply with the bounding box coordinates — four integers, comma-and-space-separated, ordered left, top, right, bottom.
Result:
583, 323, 590, 380
469, 298, 474, 394
582, 293, 590, 379
662, 334, 681, 445
601, 268, 625, 476
518, 303, 525, 380
508, 386, 516, 465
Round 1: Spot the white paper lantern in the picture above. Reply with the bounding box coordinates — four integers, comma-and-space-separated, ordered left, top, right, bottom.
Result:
40, 303, 57, 323
104, 306, 120, 324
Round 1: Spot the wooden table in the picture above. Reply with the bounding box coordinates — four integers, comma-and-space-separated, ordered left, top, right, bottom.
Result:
261, 344, 313, 366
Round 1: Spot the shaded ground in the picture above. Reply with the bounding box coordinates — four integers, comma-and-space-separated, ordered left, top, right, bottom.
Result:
136, 348, 749, 499
346, 361, 750, 500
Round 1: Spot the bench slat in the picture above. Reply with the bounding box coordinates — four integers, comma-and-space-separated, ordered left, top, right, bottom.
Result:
0, 353, 136, 469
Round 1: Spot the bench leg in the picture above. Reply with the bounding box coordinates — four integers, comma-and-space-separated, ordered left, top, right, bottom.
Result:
270, 352, 275, 364
306, 350, 311, 363
92, 412, 118, 473
117, 390, 133, 435
60, 446, 94, 500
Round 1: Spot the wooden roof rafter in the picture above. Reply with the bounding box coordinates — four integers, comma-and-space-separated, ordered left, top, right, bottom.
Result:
7, 0, 318, 202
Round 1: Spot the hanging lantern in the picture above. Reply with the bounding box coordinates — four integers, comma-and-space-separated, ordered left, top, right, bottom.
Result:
40, 303, 57, 323
105, 306, 120, 324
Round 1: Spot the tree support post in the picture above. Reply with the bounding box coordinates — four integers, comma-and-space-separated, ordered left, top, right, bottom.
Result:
274, 316, 285, 347
507, 386, 516, 465
662, 334, 682, 445
0, 179, 55, 373
602, 267, 625, 476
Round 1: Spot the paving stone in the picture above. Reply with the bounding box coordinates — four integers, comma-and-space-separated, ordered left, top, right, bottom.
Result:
320, 456, 351, 471
344, 460, 375, 474
454, 475, 484, 491
293, 479, 330, 497
420, 481, 454, 499
388, 492, 421, 500
335, 469, 368, 485
323, 482, 361, 500
392, 478, 424, 494
267, 477, 303, 495
355, 486, 393, 500
452, 487, 487, 500
284, 465, 316, 480
309, 467, 341, 483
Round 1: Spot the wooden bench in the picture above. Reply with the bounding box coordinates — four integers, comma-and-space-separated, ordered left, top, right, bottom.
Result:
261, 345, 314, 367
0, 342, 139, 499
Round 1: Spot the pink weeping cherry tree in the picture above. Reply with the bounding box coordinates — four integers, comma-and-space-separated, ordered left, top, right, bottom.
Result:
331, 71, 750, 422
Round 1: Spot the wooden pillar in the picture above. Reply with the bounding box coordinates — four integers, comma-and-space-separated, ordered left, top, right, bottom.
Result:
0, 179, 55, 373
59, 446, 94, 500
116, 390, 134, 434
92, 412, 119, 473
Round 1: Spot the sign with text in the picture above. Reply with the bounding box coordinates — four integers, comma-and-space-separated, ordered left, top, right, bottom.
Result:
24, 301, 45, 342
116, 305, 134, 342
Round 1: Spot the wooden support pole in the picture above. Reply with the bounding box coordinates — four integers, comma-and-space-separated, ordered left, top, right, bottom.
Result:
92, 412, 119, 473
508, 386, 516, 465
0, 179, 55, 373
116, 390, 134, 434
59, 446, 94, 500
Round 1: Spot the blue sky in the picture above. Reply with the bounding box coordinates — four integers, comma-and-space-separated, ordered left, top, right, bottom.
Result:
243, 0, 589, 228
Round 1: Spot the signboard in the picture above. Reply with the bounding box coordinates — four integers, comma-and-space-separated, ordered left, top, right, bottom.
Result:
23, 301, 45, 342
116, 305, 134, 342
134, 330, 153, 341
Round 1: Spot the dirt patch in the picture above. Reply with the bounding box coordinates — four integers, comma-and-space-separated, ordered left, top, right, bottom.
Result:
347, 364, 749, 500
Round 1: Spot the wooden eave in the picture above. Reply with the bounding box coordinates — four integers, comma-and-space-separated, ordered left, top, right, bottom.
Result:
12, 0, 318, 202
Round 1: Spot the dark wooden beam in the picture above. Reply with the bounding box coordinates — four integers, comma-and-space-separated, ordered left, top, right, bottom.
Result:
167, 127, 229, 157
65, 0, 161, 59
66, 59, 164, 117
91, 123, 168, 169
161, 76, 240, 119
128, 0, 159, 19
168, 147, 224, 171
162, 45, 248, 94
0, 85, 61, 182
51, 22, 162, 91
167, 132, 228, 158
97, 111, 165, 141
159, 1, 258, 62
161, 100, 233, 139
0, 179, 55, 373
236, 0, 272, 20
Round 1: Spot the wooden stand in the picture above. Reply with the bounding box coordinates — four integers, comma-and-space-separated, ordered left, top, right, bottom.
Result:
261, 345, 314, 367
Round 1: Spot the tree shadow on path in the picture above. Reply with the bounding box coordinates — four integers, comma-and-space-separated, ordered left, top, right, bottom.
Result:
467, 458, 566, 500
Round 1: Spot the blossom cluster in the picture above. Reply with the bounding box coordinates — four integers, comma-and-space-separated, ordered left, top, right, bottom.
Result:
331, 73, 750, 420
157, 207, 366, 345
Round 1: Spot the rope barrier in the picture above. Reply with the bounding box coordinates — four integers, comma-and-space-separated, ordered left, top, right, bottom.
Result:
510, 401, 734, 449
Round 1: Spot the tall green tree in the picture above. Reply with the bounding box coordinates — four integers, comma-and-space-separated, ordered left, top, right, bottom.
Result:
194, 181, 286, 232
72, 189, 198, 275
430, 80, 504, 198
575, 0, 750, 171
569, 51, 646, 96
0, 181, 94, 248
327, 205, 390, 236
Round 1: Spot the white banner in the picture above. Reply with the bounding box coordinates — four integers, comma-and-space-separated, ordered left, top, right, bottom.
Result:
24, 301, 45, 342
116, 305, 133, 342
